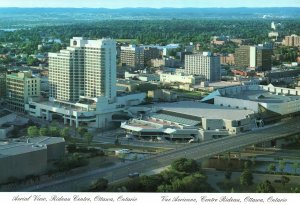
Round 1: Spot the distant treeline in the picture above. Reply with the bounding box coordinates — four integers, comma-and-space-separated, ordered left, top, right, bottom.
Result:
1, 19, 300, 55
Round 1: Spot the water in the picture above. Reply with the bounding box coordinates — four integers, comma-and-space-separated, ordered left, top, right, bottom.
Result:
202, 158, 300, 174
255, 162, 300, 174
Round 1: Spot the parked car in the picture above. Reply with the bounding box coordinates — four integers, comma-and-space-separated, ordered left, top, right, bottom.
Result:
128, 172, 139, 178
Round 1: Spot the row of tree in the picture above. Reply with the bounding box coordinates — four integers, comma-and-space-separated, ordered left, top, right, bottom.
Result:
27, 125, 94, 145
267, 160, 299, 175
89, 158, 214, 192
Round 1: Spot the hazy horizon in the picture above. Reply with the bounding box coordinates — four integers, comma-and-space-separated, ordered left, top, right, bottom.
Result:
0, 0, 299, 8
1, 7, 300, 9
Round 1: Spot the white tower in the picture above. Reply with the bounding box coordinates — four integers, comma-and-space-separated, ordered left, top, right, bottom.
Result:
49, 37, 117, 103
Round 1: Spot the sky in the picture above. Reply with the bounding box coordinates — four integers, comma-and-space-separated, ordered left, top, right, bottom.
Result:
0, 0, 299, 8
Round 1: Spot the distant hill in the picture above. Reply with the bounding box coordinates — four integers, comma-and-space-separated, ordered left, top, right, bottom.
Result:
0, 7, 299, 28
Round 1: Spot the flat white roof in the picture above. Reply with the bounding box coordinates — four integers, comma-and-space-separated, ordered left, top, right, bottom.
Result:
224, 90, 300, 103
156, 101, 254, 121
27, 136, 65, 145
208, 81, 242, 88
0, 141, 46, 158
0, 137, 64, 158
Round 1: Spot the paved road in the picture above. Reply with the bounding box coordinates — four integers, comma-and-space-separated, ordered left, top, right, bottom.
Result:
93, 128, 187, 149
18, 117, 300, 192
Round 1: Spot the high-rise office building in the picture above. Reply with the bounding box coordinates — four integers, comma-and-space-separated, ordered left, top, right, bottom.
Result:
284, 35, 300, 47
235, 45, 272, 71
120, 45, 160, 69
120, 45, 144, 69
143, 47, 160, 66
255, 47, 273, 71
6, 71, 40, 112
49, 37, 117, 103
185, 52, 221, 82
235, 46, 251, 68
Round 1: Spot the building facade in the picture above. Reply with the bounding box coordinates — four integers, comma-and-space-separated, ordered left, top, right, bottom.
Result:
235, 45, 272, 71
0, 137, 65, 184
6, 71, 40, 112
49, 37, 116, 103
185, 52, 221, 82
235, 46, 251, 68
160, 72, 203, 85
283, 35, 300, 47
220, 54, 235, 65
120, 45, 145, 69
143, 47, 160, 66
255, 47, 273, 71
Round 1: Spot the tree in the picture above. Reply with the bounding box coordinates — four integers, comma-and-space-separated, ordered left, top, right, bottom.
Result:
123, 178, 141, 192
292, 162, 299, 175
169, 173, 210, 192
291, 187, 300, 193
280, 176, 290, 187
27, 126, 39, 137
157, 184, 173, 192
67, 144, 77, 153
268, 163, 276, 174
89, 178, 108, 191
84, 132, 93, 145
49, 126, 60, 137
278, 160, 286, 173
171, 158, 200, 173
160, 169, 187, 184
60, 127, 70, 139
139, 175, 163, 192
26, 56, 39, 66
77, 127, 88, 137
39, 127, 48, 136
240, 169, 253, 186
256, 180, 275, 193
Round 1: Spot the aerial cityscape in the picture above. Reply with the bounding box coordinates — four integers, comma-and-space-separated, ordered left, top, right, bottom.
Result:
1, 0, 300, 195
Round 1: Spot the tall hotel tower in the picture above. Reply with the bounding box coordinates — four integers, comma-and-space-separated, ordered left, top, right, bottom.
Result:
49, 37, 117, 103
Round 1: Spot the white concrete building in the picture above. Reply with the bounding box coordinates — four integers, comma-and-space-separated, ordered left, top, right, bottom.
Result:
26, 37, 146, 128
121, 101, 255, 141
49, 37, 116, 103
185, 52, 221, 82
271, 21, 276, 30
202, 84, 300, 116
160, 72, 203, 85
268, 31, 279, 39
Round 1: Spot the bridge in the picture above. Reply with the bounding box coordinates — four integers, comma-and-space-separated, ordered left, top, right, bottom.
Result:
19, 117, 300, 191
